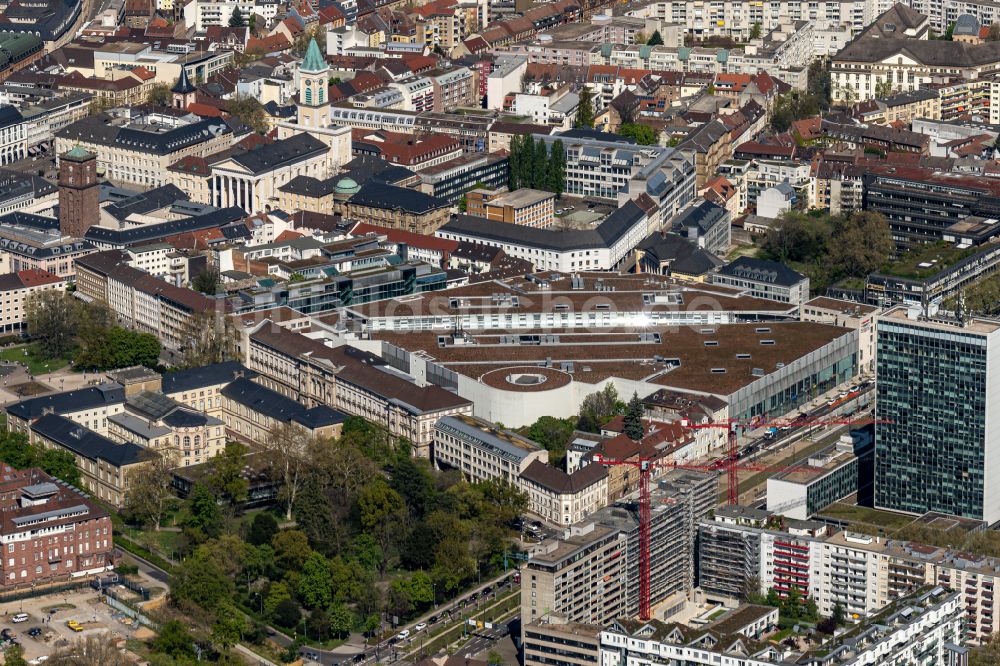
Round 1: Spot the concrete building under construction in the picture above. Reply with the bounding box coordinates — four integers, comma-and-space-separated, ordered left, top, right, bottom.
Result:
520, 469, 715, 631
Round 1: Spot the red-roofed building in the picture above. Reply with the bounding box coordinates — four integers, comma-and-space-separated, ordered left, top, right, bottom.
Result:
273, 229, 305, 243
318, 5, 346, 28
700, 175, 742, 216
351, 129, 462, 170
246, 33, 293, 56
713, 73, 752, 99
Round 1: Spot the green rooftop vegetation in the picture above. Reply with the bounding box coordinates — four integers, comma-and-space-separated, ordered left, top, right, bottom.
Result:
878, 242, 980, 280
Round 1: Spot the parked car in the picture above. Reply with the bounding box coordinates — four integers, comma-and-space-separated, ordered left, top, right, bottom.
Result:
65, 620, 82, 632
414, 622, 426, 632
26, 628, 41, 638
428, 615, 438, 624
11, 614, 28, 623
397, 629, 410, 640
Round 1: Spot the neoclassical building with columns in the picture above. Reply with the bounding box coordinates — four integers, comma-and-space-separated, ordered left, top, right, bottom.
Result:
207, 133, 331, 212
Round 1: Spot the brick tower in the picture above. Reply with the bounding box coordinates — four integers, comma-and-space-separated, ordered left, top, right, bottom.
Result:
58, 146, 99, 239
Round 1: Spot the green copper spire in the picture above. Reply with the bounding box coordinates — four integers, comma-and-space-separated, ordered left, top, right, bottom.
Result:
301, 37, 327, 73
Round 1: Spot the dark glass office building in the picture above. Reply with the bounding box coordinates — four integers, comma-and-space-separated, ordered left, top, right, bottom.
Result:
875, 307, 1000, 522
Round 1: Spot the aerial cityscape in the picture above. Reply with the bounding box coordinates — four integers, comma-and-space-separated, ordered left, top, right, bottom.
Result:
0, 0, 996, 664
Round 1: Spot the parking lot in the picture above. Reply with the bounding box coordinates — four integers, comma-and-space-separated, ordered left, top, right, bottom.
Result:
0, 586, 140, 662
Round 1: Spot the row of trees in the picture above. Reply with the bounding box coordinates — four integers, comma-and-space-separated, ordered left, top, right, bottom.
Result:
25, 291, 162, 370
508, 135, 566, 196
759, 210, 893, 294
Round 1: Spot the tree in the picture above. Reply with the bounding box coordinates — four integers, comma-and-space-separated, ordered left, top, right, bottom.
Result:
519, 135, 535, 192
619, 123, 657, 145
971, 632, 1000, 666
520, 415, 575, 468
272, 598, 301, 628
170, 549, 235, 612
749, 22, 762, 40
224, 95, 268, 134
989, 23, 1000, 41
147, 82, 172, 106
826, 211, 893, 278
647, 29, 664, 46
212, 602, 248, 649
192, 268, 221, 294
831, 602, 846, 626
25, 291, 78, 359
3, 645, 28, 666
487, 650, 505, 666
207, 441, 249, 509
760, 211, 831, 264
179, 309, 238, 368
185, 483, 223, 538
123, 452, 175, 530
38, 448, 80, 486
945, 21, 955, 40
578, 384, 622, 432
546, 139, 565, 197
623, 392, 644, 440
575, 86, 595, 129
328, 602, 354, 638
356, 478, 406, 569
874, 78, 893, 99
264, 581, 292, 617
150, 620, 196, 660
247, 511, 279, 546
229, 5, 245, 26
431, 536, 476, 593
532, 138, 548, 189
272, 529, 313, 572
508, 134, 523, 190
261, 423, 318, 520
298, 551, 333, 608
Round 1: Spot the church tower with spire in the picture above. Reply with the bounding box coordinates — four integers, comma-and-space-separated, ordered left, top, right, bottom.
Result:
171, 67, 196, 110
298, 38, 330, 129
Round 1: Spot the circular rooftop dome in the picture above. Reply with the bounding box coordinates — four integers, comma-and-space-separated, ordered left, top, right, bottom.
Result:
334, 176, 360, 194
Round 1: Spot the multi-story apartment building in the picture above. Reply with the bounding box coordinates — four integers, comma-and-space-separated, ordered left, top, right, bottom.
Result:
427, 67, 476, 111
534, 132, 696, 218
600, 587, 965, 666
629, 0, 874, 38
698, 506, 768, 602
387, 76, 435, 113
183, 0, 255, 32
0, 470, 113, 587
0, 269, 64, 335
523, 471, 714, 627
432, 414, 549, 484
74, 250, 217, 350
523, 620, 601, 666
875, 306, 1000, 523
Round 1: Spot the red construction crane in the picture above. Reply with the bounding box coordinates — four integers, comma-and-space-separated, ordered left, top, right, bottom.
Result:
592, 413, 887, 620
